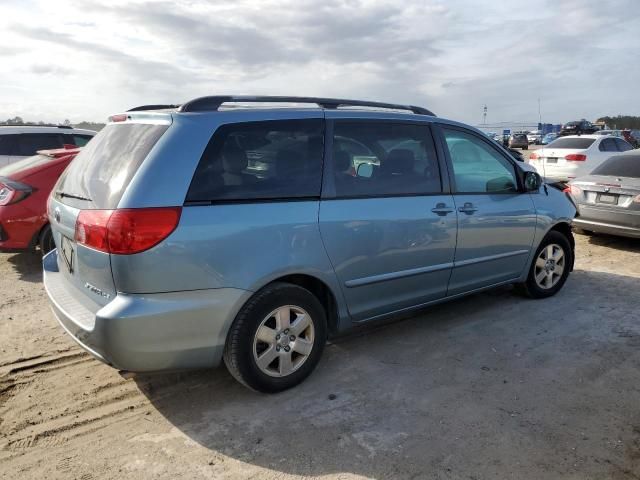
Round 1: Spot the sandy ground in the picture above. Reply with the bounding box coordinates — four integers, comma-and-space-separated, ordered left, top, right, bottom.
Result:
1, 232, 639, 479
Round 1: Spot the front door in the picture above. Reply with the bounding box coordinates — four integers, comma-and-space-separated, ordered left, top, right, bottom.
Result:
319, 119, 457, 321
438, 126, 537, 296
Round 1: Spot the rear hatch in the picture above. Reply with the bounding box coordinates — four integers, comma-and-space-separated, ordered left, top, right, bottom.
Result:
48, 117, 171, 307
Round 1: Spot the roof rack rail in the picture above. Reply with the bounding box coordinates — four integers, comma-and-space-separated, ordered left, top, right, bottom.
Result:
178, 96, 435, 116
127, 104, 181, 112
0, 123, 73, 128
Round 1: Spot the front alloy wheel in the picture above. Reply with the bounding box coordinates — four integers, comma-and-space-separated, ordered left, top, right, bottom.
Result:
534, 244, 566, 290
516, 230, 572, 299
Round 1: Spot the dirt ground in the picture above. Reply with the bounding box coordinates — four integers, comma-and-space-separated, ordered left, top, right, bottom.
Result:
1, 232, 639, 480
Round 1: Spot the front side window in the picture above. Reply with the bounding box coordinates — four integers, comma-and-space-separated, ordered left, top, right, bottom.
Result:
442, 128, 518, 193
186, 119, 323, 202
331, 122, 441, 197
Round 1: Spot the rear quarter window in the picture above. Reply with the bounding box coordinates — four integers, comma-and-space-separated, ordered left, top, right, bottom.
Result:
16, 133, 64, 156
55, 123, 168, 209
186, 119, 323, 203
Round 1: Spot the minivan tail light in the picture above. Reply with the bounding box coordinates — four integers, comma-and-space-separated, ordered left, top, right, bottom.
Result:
565, 154, 587, 161
75, 207, 181, 254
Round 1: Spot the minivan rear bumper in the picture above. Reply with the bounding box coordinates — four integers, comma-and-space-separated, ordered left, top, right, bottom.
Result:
43, 249, 251, 372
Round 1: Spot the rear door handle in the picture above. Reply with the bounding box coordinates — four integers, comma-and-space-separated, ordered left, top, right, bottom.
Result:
431, 203, 454, 216
458, 202, 478, 214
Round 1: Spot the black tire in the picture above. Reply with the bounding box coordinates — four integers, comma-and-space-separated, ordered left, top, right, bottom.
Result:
522, 145, 528, 150
516, 231, 573, 299
39, 225, 55, 254
223, 282, 327, 393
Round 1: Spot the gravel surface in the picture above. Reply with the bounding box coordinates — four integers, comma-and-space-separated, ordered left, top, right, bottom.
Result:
1, 233, 639, 479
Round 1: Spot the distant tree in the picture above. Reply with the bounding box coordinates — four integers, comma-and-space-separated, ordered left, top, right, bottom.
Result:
596, 115, 640, 130
63, 118, 72, 126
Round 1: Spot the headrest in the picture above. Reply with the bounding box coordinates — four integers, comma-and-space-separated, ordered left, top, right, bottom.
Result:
276, 149, 300, 176
334, 150, 352, 172
221, 142, 248, 173
382, 149, 414, 175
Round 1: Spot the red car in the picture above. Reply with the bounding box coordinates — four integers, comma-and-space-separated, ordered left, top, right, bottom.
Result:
0, 147, 80, 253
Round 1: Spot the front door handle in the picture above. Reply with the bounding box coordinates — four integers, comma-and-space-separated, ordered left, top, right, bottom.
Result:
458, 202, 478, 214
431, 203, 454, 216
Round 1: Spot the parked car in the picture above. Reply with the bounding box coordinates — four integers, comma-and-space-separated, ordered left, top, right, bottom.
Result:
559, 120, 597, 136
593, 129, 622, 137
0, 147, 80, 252
507, 148, 525, 162
622, 129, 638, 148
528, 135, 634, 184
541, 132, 559, 145
43, 96, 576, 393
527, 130, 542, 145
509, 133, 529, 149
0, 125, 94, 167
567, 150, 640, 238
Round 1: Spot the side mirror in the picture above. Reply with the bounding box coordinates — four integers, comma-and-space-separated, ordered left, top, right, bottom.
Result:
524, 171, 542, 192
356, 162, 373, 178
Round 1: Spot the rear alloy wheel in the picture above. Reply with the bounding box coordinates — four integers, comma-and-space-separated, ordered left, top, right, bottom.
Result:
516, 231, 572, 299
224, 282, 327, 393
39, 225, 55, 254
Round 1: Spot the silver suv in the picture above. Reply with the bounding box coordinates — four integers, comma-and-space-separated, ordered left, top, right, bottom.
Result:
0, 125, 95, 166
44, 96, 576, 392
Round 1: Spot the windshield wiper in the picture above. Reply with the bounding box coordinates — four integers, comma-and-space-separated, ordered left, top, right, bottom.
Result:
56, 191, 92, 202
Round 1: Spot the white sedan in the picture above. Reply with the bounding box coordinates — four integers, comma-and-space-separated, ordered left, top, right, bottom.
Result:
528, 135, 634, 183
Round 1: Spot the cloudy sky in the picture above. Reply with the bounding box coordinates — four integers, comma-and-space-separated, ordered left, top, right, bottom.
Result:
2, 0, 639, 126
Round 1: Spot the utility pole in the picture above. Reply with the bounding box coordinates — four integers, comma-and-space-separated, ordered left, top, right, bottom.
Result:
538, 98, 541, 125
483, 104, 487, 125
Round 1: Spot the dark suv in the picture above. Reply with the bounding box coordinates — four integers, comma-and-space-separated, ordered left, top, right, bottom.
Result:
560, 120, 597, 136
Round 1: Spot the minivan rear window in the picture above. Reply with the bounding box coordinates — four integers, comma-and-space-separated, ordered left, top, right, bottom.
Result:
591, 154, 640, 178
55, 123, 168, 209
186, 119, 323, 203
547, 138, 595, 149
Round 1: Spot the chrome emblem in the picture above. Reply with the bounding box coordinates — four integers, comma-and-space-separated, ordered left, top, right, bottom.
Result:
603, 187, 610, 193
54, 207, 61, 223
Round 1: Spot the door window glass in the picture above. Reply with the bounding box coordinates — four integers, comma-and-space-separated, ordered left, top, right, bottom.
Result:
442, 128, 518, 193
332, 122, 441, 197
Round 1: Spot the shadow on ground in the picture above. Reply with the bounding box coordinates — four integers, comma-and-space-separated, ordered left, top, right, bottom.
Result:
135, 270, 640, 479
2, 251, 43, 283
582, 232, 640, 253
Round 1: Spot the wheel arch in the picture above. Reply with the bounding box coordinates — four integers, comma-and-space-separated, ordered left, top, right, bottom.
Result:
255, 273, 343, 335
547, 221, 575, 271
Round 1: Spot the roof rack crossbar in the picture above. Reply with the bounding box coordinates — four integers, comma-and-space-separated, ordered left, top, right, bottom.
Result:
127, 104, 181, 112
178, 96, 435, 116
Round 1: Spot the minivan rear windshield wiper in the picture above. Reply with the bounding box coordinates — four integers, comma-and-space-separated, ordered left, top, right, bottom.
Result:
56, 190, 92, 202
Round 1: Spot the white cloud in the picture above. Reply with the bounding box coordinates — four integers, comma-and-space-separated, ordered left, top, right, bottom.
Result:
1, 0, 638, 125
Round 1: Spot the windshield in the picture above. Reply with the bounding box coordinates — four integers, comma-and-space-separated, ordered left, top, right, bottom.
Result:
54, 123, 169, 209
0, 154, 59, 177
591, 154, 640, 178
547, 138, 595, 149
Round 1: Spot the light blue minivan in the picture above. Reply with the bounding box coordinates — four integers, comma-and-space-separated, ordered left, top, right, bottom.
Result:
43, 96, 576, 392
